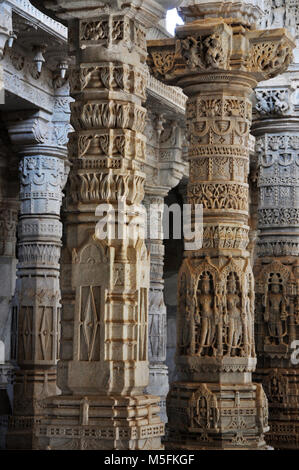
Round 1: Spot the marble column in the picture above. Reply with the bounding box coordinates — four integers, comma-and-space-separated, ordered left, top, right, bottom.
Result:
248, 135, 259, 266
252, 0, 299, 449
0, 133, 19, 449
35, 0, 181, 451
144, 191, 169, 423
147, 0, 295, 449
144, 117, 186, 423
5, 109, 69, 450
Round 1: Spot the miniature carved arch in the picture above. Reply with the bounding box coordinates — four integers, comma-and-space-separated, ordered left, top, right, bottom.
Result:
72, 236, 109, 289
188, 384, 219, 431
195, 257, 219, 289
220, 258, 247, 291
257, 260, 293, 289
72, 236, 108, 265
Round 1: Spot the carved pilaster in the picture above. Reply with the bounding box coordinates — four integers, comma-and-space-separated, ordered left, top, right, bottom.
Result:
147, 0, 295, 449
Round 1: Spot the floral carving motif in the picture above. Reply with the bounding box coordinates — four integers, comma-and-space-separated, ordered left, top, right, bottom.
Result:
250, 40, 293, 78
255, 88, 292, 116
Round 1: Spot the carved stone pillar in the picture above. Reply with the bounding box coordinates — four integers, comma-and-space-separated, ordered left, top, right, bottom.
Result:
144, 115, 186, 422
248, 135, 259, 265
0, 133, 19, 449
252, 0, 299, 450
5, 110, 69, 450
148, 0, 295, 449
34, 0, 181, 451
144, 191, 169, 423
0, 199, 18, 446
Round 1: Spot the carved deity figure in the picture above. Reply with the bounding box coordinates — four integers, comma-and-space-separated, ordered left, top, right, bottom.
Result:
225, 274, 243, 356
203, 33, 225, 69
271, 0, 286, 28
195, 273, 216, 356
189, 385, 220, 432
181, 37, 205, 69
263, 274, 288, 345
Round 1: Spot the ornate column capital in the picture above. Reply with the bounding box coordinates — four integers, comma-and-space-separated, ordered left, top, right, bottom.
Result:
6, 112, 69, 217
7, 110, 70, 152
147, 20, 295, 85
145, 113, 186, 192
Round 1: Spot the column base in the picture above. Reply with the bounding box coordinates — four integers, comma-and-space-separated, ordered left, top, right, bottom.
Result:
6, 368, 59, 449
166, 381, 269, 450
35, 394, 164, 450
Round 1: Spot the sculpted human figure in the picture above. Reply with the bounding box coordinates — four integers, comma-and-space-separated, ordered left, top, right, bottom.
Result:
189, 386, 220, 432
264, 274, 288, 345
194, 396, 208, 428
255, 91, 271, 115
181, 37, 205, 69
195, 273, 216, 356
203, 33, 224, 69
271, 0, 286, 28
225, 275, 243, 356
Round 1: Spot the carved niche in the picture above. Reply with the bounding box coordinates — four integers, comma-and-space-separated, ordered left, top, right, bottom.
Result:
255, 260, 299, 356
178, 257, 255, 360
